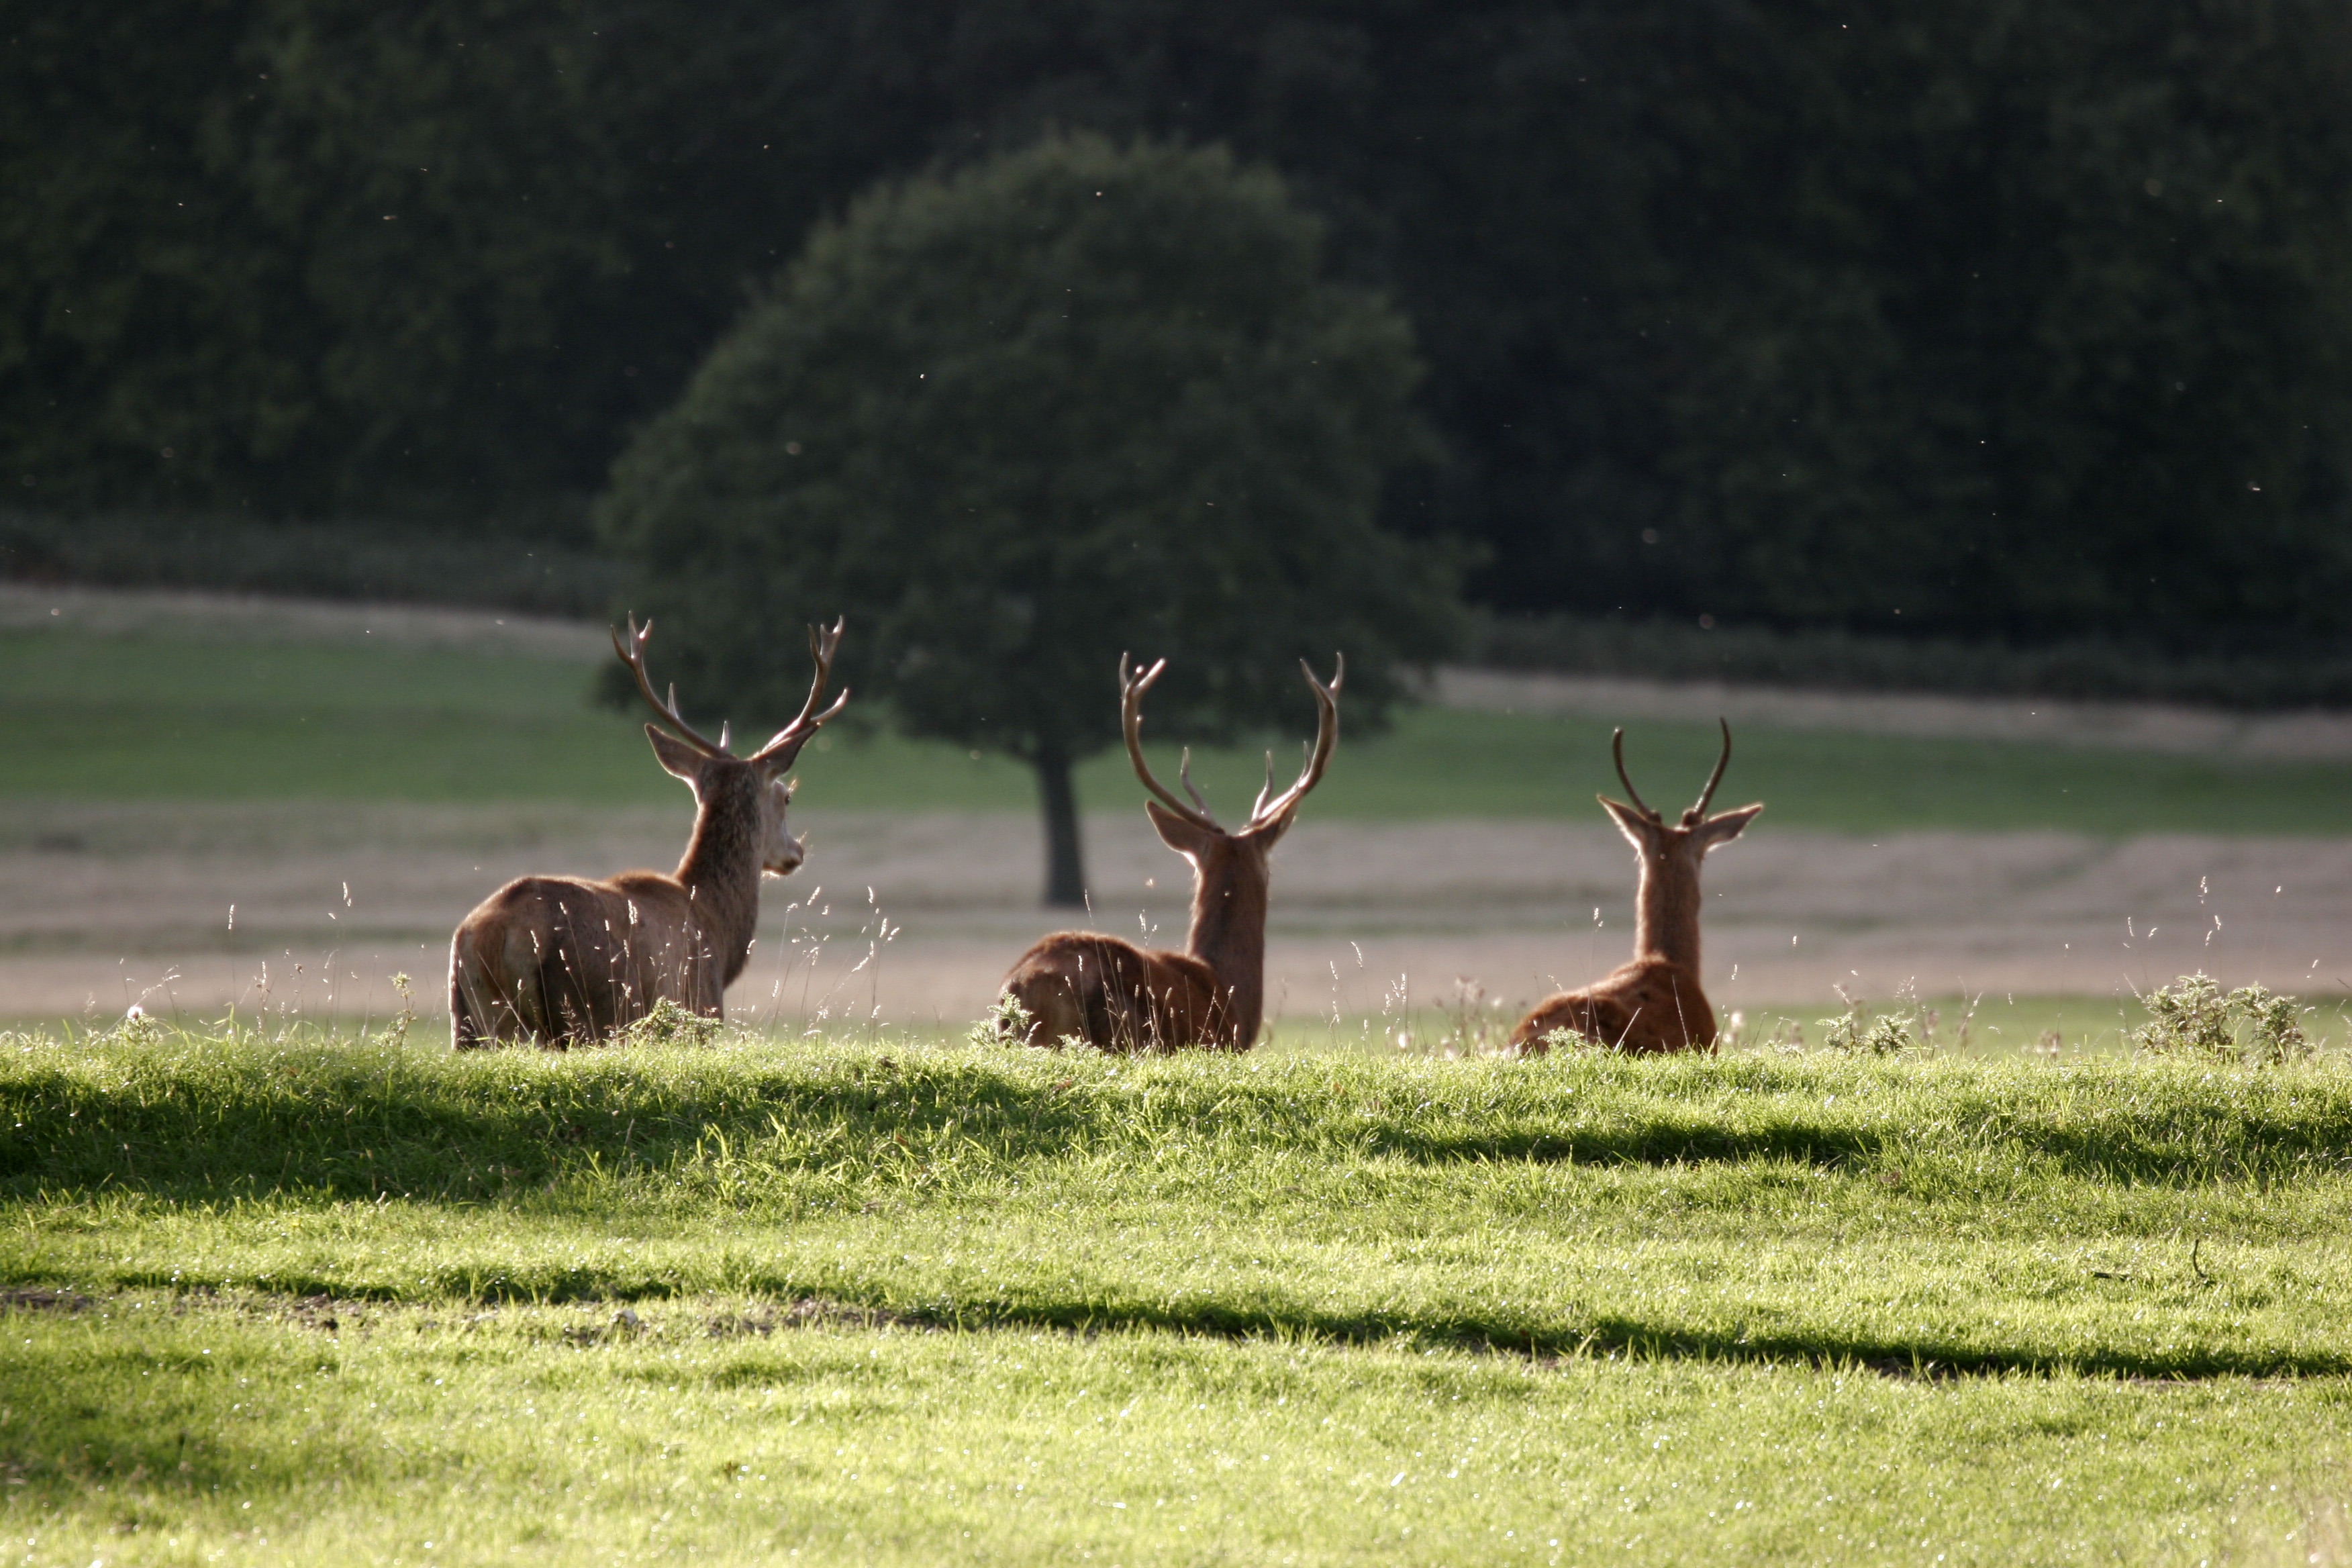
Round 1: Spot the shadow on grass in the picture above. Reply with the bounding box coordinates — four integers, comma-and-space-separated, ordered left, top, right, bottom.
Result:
0, 1058, 1884, 1203
697, 1290, 2352, 1383
0, 1315, 346, 1506
7, 1280, 2329, 1402
7, 1049, 2352, 1204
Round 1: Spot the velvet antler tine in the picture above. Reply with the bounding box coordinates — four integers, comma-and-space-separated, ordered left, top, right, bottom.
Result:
1611, 727, 1656, 819
1688, 718, 1732, 822
1121, 654, 1220, 830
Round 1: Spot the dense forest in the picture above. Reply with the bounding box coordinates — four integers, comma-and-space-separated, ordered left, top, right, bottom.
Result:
6, 0, 2351, 651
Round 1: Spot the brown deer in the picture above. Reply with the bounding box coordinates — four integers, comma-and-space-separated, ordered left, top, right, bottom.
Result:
448, 616, 846, 1048
997, 653, 1341, 1052
1510, 722, 1761, 1055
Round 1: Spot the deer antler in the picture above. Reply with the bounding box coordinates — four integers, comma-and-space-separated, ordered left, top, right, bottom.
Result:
749, 618, 850, 772
1610, 727, 1658, 820
1121, 654, 1220, 830
613, 615, 729, 758
1177, 750, 1216, 818
1244, 654, 1342, 830
1683, 718, 1732, 824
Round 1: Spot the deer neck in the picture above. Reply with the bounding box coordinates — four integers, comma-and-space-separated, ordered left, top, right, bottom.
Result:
673, 774, 764, 985
1182, 844, 1271, 1045
1632, 847, 1704, 973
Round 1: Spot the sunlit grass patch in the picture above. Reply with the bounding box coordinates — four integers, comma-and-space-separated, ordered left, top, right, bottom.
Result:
7, 1028, 2352, 1561
4, 1292, 2333, 1567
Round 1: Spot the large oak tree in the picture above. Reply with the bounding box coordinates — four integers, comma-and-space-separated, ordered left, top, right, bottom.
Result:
595, 133, 1458, 905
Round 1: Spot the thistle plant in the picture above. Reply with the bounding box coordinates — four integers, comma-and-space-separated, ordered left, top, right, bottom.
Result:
2228, 983, 2311, 1064
970, 991, 1036, 1048
385, 972, 417, 1048
2132, 974, 2313, 1063
108, 1004, 168, 1050
1821, 987, 1924, 1057
616, 997, 724, 1050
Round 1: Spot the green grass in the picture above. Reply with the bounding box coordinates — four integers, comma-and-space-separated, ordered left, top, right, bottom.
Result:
1293, 990, 2352, 1061
6, 1028, 2352, 1562
9, 625, 2352, 832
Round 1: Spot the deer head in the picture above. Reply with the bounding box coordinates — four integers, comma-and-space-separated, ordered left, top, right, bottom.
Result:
614, 614, 848, 876
1598, 720, 1763, 865
1598, 720, 1762, 969
1118, 652, 1341, 918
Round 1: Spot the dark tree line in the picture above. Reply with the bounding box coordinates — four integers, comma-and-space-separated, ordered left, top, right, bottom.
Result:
7, 0, 2351, 649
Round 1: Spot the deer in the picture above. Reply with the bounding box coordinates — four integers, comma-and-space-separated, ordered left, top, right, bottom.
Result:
448, 616, 847, 1049
996, 652, 1341, 1052
1509, 721, 1761, 1055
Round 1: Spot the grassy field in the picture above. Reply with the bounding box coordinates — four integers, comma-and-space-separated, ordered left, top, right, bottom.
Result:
7, 1026, 2352, 1563
9, 625, 2352, 834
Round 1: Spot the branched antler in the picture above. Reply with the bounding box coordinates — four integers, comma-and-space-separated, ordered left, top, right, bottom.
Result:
1121, 652, 1343, 835
1244, 655, 1342, 831
750, 618, 850, 771
1121, 654, 1220, 830
613, 615, 728, 757
612, 614, 848, 770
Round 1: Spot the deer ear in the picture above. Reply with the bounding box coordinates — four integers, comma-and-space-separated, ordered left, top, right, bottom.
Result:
1597, 794, 1656, 850
645, 724, 706, 784
1144, 799, 1219, 860
1694, 802, 1763, 852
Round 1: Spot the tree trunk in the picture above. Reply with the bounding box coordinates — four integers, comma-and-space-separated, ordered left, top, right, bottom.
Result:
1034, 746, 1088, 909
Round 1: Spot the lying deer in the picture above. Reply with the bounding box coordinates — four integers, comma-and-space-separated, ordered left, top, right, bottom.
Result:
448, 616, 846, 1048
1510, 722, 1761, 1055
997, 653, 1340, 1052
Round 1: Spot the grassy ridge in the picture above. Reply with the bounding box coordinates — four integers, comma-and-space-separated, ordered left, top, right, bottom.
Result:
9, 626, 2352, 832
9, 1031, 2352, 1376
5, 1030, 2351, 1565
5, 1030, 2350, 1563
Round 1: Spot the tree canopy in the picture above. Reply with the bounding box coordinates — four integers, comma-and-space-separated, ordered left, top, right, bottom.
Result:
596, 134, 1457, 903
9, 0, 2352, 652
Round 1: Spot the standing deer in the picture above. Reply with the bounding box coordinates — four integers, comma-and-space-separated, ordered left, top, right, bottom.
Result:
448, 616, 847, 1048
1510, 722, 1761, 1055
997, 653, 1341, 1052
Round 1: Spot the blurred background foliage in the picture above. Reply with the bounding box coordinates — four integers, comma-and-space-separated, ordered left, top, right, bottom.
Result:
6, 0, 2352, 665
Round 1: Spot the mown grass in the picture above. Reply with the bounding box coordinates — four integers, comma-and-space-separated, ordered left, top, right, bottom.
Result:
9, 626, 2352, 834
5, 1028, 2352, 1563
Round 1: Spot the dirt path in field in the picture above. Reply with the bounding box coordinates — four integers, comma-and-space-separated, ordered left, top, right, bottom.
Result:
6, 801, 2347, 1029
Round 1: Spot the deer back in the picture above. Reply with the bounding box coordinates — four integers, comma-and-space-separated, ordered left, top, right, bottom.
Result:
1002, 933, 1235, 1052
450, 873, 717, 1047
1510, 723, 1759, 1057
993, 652, 1342, 1053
